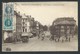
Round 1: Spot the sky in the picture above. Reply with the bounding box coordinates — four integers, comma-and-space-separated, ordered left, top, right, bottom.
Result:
14, 2, 78, 26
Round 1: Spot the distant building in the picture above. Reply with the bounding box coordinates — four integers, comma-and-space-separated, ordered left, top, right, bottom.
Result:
52, 17, 76, 38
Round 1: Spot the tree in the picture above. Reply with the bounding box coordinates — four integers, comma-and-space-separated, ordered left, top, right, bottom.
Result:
43, 25, 48, 31
49, 25, 56, 40
39, 24, 43, 29
49, 25, 54, 35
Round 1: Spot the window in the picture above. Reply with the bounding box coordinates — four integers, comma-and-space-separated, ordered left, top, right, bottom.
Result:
25, 29, 27, 32
61, 29, 64, 32
23, 28, 25, 32
67, 26, 69, 29
61, 26, 64, 29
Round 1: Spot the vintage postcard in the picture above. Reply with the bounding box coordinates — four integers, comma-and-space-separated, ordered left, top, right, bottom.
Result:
2, 2, 78, 52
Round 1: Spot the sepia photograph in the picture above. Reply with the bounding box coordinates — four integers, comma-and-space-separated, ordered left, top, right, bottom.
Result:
2, 2, 78, 52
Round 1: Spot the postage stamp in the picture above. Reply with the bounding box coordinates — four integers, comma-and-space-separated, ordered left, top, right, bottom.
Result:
3, 3, 14, 30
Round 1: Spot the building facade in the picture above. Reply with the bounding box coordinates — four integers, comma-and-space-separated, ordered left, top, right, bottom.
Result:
12, 11, 22, 41
21, 14, 41, 38
52, 17, 76, 41
21, 15, 32, 33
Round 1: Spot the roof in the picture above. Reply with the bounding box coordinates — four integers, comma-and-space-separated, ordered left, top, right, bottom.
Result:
14, 10, 22, 17
21, 14, 27, 18
53, 17, 76, 25
54, 17, 76, 22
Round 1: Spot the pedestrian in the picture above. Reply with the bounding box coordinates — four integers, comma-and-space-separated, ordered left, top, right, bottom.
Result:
41, 30, 45, 41
49, 35, 54, 41
41, 33, 45, 40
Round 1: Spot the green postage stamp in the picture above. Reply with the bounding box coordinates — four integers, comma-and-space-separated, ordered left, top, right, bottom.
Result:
3, 3, 14, 30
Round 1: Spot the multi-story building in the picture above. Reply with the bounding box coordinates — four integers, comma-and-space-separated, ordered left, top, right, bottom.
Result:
21, 14, 41, 38
21, 15, 31, 33
53, 17, 76, 39
13, 11, 22, 41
